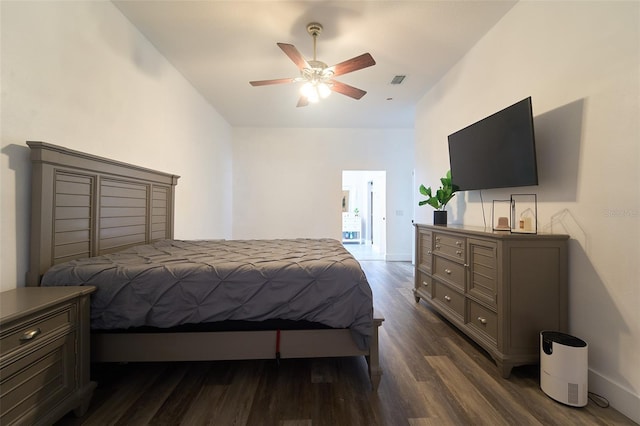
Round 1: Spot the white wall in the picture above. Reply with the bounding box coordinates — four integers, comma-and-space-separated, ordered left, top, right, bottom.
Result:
232, 127, 414, 261
0, 1, 233, 291
414, 1, 639, 421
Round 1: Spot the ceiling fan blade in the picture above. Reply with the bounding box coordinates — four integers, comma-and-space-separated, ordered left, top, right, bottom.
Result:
296, 96, 309, 108
249, 78, 296, 86
330, 80, 367, 100
277, 43, 310, 70
330, 53, 376, 77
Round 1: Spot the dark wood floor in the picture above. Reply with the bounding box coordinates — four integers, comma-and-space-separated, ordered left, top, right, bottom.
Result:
57, 261, 635, 426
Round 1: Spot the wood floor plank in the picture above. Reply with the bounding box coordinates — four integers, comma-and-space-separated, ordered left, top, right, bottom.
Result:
114, 363, 189, 425
377, 325, 433, 420
148, 362, 211, 424
311, 357, 337, 384
273, 360, 315, 424
376, 325, 470, 425
332, 357, 381, 425
70, 363, 169, 426
211, 361, 262, 425
415, 376, 472, 425
440, 337, 544, 425
426, 355, 512, 425
178, 380, 227, 425
177, 361, 239, 425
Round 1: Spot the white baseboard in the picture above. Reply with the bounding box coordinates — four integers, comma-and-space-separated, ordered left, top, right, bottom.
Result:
589, 368, 640, 423
384, 253, 412, 262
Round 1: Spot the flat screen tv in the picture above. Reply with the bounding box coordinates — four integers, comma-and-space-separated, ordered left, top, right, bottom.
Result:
448, 97, 538, 191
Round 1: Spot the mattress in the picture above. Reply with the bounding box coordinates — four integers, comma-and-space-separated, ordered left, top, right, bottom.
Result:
41, 239, 374, 349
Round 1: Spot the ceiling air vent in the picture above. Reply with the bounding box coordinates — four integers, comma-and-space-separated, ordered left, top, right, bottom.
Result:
390, 75, 406, 85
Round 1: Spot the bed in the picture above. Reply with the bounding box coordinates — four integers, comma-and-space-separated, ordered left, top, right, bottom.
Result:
26, 141, 383, 390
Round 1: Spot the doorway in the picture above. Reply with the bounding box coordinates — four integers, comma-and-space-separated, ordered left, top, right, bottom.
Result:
341, 170, 386, 261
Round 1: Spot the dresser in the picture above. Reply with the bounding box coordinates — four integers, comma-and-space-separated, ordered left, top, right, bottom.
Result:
414, 224, 568, 378
0, 286, 96, 425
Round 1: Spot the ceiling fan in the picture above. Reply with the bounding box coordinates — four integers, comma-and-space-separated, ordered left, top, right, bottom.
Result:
249, 22, 376, 107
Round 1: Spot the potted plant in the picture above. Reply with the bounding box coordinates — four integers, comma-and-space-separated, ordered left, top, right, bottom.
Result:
418, 170, 458, 225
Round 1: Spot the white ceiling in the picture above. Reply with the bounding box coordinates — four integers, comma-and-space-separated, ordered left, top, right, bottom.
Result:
113, 1, 517, 129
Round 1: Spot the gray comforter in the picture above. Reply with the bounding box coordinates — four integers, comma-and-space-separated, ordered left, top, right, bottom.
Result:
41, 239, 374, 349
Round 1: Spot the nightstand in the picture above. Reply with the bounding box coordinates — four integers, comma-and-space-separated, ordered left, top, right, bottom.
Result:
0, 286, 96, 425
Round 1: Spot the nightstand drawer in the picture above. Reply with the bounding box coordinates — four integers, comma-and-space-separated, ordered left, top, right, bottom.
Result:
0, 304, 75, 356
0, 332, 76, 426
0, 287, 95, 426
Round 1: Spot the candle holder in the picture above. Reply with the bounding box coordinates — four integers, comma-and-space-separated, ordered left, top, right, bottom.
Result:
510, 194, 537, 234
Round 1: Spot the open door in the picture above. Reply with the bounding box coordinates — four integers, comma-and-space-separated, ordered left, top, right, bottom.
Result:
342, 170, 386, 260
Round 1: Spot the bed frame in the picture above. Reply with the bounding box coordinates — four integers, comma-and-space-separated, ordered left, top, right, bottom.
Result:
26, 141, 383, 390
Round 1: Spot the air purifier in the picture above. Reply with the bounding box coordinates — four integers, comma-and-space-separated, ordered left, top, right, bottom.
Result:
540, 331, 588, 407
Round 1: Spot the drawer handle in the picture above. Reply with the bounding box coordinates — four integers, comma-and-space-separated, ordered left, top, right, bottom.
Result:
435, 237, 441, 242
444, 295, 452, 302
435, 244, 441, 249
422, 281, 429, 287
464, 263, 469, 268
456, 241, 462, 247
427, 250, 432, 255
456, 250, 462, 255
445, 269, 452, 274
477, 317, 487, 325
19, 328, 41, 341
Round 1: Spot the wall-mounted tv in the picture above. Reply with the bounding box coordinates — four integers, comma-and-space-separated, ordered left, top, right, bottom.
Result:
448, 97, 538, 191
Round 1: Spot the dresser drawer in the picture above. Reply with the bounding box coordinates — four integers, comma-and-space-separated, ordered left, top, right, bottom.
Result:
417, 229, 433, 273
415, 271, 433, 299
467, 301, 498, 344
433, 233, 465, 262
0, 332, 76, 426
433, 282, 464, 320
0, 304, 75, 356
433, 256, 465, 291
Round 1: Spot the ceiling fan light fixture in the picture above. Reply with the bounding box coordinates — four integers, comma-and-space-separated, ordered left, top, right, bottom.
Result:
300, 81, 331, 103
318, 82, 332, 99
301, 82, 319, 103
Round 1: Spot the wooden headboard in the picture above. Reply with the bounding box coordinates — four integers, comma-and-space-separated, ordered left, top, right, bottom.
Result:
27, 141, 180, 286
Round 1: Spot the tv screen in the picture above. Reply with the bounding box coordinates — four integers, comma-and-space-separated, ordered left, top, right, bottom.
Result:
448, 97, 538, 191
